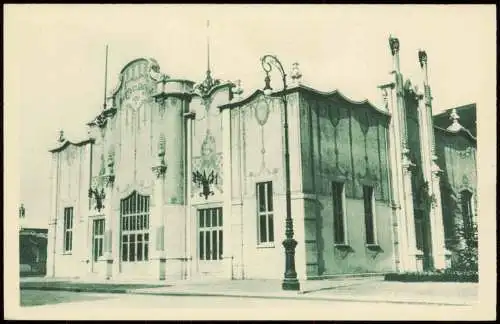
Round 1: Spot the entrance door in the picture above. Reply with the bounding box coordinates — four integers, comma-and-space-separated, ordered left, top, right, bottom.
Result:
197, 207, 223, 276
91, 218, 105, 273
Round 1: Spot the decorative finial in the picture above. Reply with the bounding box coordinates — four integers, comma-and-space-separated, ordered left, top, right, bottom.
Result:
58, 130, 65, 143
447, 108, 463, 132
418, 49, 427, 68
19, 204, 25, 218
290, 62, 302, 85
232, 79, 244, 98
389, 35, 400, 56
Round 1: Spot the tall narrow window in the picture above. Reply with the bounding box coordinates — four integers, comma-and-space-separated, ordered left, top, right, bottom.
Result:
257, 181, 274, 245
63, 207, 73, 253
198, 207, 223, 261
460, 190, 474, 244
363, 185, 376, 245
120, 191, 150, 262
93, 218, 105, 261
332, 182, 346, 245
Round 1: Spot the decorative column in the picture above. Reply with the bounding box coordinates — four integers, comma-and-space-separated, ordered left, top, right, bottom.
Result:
183, 111, 196, 279
418, 50, 448, 270
389, 36, 419, 272
151, 134, 167, 280
101, 151, 115, 279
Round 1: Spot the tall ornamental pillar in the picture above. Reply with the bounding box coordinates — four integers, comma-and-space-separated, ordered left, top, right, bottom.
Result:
418, 50, 448, 270
389, 35, 419, 272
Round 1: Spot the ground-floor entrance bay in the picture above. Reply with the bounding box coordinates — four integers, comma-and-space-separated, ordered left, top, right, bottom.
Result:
197, 207, 224, 276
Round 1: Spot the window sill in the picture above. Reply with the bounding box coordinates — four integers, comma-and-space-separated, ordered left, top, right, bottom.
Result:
333, 243, 352, 251
62, 252, 72, 255
365, 244, 383, 252
257, 242, 275, 249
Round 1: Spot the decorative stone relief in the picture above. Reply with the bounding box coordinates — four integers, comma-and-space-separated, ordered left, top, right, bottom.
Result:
192, 129, 223, 197
458, 146, 474, 158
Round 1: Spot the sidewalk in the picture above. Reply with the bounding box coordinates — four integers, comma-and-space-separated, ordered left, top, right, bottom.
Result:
20, 275, 478, 306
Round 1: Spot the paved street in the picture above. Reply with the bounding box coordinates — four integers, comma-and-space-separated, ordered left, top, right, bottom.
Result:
17, 290, 480, 320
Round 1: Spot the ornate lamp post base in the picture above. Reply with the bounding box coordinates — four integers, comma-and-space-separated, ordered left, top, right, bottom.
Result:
282, 279, 301, 291
281, 237, 300, 291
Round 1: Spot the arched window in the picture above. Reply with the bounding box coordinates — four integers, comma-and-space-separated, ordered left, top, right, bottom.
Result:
460, 190, 474, 245
120, 191, 150, 262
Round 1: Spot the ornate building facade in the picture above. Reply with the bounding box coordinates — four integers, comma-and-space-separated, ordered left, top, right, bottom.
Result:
46, 36, 477, 280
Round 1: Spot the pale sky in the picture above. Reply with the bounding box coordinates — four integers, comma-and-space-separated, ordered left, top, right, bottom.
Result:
5, 4, 496, 228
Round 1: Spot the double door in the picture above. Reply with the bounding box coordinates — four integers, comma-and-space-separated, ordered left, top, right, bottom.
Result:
197, 207, 223, 276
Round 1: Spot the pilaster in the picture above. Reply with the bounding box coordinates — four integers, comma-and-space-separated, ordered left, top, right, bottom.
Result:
46, 153, 59, 277
101, 173, 115, 279
221, 107, 233, 279
150, 135, 167, 280
183, 111, 196, 279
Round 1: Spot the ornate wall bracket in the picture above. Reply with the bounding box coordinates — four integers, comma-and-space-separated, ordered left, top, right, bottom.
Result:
152, 164, 167, 179
102, 174, 115, 188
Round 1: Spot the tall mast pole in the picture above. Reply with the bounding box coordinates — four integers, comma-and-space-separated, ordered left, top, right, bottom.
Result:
103, 44, 109, 110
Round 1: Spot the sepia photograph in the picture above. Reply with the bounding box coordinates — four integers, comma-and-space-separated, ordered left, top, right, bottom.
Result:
4, 4, 496, 320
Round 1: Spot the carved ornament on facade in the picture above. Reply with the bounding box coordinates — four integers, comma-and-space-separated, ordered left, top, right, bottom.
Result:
458, 146, 474, 159
101, 174, 115, 188
192, 129, 223, 199
254, 100, 270, 126
381, 88, 389, 109
431, 161, 442, 178
416, 180, 437, 211
152, 133, 167, 179
152, 164, 167, 179
401, 153, 416, 174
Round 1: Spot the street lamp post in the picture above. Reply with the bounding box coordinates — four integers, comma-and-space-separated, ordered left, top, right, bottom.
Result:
260, 54, 300, 291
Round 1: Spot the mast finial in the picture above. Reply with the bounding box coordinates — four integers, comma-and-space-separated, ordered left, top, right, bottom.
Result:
206, 20, 211, 76
103, 44, 109, 110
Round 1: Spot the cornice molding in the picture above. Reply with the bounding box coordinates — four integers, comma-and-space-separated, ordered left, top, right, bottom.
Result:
49, 138, 94, 153
218, 84, 390, 118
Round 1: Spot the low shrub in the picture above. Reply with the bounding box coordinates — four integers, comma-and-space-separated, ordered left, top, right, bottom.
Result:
384, 271, 478, 283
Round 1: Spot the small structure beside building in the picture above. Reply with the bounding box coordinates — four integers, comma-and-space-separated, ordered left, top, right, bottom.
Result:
19, 204, 48, 276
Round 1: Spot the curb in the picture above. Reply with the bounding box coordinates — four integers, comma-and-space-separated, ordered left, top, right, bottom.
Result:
124, 290, 472, 307
20, 285, 472, 307
20, 286, 128, 294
